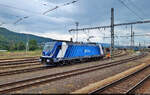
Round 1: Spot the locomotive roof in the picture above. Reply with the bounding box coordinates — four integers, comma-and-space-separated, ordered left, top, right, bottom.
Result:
53, 39, 98, 44
46, 41, 100, 46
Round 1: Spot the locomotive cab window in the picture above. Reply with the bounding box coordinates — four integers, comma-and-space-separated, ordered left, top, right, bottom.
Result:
43, 42, 56, 51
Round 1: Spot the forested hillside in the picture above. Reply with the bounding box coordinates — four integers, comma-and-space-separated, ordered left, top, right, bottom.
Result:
0, 27, 53, 50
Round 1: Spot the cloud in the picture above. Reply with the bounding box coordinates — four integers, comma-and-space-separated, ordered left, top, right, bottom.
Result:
27, 31, 72, 41
48, 17, 74, 23
0, 0, 150, 46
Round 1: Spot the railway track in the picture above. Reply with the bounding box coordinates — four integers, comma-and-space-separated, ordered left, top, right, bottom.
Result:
0, 57, 39, 66
90, 55, 150, 94
0, 66, 48, 76
0, 50, 127, 76
0, 50, 121, 61
127, 74, 150, 94
0, 56, 39, 61
0, 53, 146, 94
0, 50, 123, 68
0, 62, 41, 69
0, 60, 39, 66
104, 50, 126, 59
0, 50, 122, 65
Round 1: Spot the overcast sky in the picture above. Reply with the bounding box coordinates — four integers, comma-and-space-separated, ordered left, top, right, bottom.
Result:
0, 0, 150, 46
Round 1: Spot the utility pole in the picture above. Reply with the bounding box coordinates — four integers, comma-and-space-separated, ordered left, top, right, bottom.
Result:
139, 42, 141, 50
26, 35, 29, 56
110, 8, 114, 59
130, 24, 133, 49
143, 40, 146, 51
75, 22, 79, 42
133, 31, 134, 49
87, 30, 90, 42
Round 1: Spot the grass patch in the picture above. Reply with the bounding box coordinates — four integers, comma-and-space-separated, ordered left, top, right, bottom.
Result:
0, 50, 42, 59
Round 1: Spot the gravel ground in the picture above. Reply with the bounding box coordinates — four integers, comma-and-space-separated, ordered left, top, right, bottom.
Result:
9, 52, 150, 94
143, 81, 150, 94
0, 51, 130, 85
134, 78, 150, 94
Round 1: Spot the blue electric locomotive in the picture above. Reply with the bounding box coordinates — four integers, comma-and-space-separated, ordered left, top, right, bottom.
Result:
40, 41, 104, 66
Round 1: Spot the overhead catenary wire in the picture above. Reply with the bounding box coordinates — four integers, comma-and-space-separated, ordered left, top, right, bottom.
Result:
103, 33, 150, 38
18, 0, 78, 24
69, 19, 150, 32
0, 3, 40, 25
0, 0, 79, 25
97, 28, 106, 41
42, 0, 79, 15
14, 16, 29, 24
118, 0, 143, 20
126, 0, 146, 18
42, 6, 59, 15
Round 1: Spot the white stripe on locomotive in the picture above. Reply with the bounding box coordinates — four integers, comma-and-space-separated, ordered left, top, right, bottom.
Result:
99, 44, 104, 55
57, 42, 68, 58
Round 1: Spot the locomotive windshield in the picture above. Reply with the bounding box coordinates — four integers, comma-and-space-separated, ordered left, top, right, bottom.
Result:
43, 42, 56, 51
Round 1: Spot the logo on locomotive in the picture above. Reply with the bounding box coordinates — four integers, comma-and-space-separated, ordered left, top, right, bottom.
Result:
84, 49, 91, 53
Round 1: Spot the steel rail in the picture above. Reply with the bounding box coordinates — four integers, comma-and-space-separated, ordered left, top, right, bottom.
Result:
0, 60, 39, 66
89, 54, 149, 94
126, 74, 150, 94
0, 62, 41, 69
0, 58, 38, 64
0, 66, 48, 76
0, 56, 39, 61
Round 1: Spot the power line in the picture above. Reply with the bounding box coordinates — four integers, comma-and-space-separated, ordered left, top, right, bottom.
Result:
43, 0, 79, 15
118, 0, 143, 20
43, 6, 59, 15
14, 0, 79, 24
69, 19, 150, 32
14, 16, 29, 24
127, 0, 146, 18
0, 0, 79, 25
104, 34, 150, 38
0, 3, 41, 25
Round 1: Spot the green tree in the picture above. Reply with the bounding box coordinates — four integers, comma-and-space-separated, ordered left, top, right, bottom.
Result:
9, 41, 16, 51
17, 41, 25, 50
29, 40, 38, 51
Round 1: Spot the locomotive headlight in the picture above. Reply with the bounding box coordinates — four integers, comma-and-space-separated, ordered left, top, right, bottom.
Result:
39, 59, 42, 62
47, 59, 50, 62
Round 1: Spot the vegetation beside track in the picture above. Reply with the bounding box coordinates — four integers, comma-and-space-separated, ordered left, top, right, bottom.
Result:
0, 50, 42, 59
